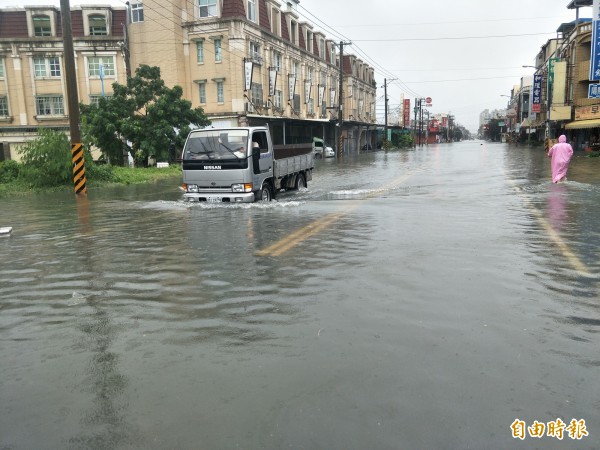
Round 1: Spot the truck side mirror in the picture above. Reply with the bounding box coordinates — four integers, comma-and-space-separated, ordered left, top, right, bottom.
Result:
252, 146, 260, 174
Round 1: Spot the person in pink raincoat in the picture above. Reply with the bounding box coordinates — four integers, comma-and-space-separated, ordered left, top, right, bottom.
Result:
547, 135, 573, 183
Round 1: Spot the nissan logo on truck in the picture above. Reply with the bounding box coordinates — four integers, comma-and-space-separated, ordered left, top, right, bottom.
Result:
203, 166, 222, 170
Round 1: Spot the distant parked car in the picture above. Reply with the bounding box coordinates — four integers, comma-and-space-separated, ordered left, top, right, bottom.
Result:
323, 144, 335, 158
313, 137, 335, 158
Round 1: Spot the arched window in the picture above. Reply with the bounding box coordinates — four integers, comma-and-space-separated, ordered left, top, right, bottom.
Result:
89, 15, 107, 36
33, 15, 51, 37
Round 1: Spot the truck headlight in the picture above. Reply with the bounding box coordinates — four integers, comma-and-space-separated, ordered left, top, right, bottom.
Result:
231, 183, 252, 193
187, 184, 199, 193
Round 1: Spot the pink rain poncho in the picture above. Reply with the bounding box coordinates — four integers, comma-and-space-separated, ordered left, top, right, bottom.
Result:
547, 135, 573, 183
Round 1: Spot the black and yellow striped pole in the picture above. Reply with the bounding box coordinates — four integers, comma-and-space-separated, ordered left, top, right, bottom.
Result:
61, 0, 87, 195
72, 143, 87, 194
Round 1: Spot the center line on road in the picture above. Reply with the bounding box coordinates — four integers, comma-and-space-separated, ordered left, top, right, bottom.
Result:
256, 168, 423, 257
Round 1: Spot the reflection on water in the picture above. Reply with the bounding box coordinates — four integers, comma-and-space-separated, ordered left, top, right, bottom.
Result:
547, 182, 569, 232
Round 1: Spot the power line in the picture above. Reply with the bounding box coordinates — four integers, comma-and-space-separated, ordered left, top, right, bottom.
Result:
353, 32, 556, 42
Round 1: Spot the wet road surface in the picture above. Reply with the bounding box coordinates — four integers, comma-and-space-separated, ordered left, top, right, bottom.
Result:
1, 141, 599, 449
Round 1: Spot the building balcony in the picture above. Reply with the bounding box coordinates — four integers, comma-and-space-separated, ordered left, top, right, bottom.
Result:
576, 59, 591, 82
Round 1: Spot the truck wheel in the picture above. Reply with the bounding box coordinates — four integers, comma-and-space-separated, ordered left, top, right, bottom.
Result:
257, 184, 272, 202
294, 173, 306, 190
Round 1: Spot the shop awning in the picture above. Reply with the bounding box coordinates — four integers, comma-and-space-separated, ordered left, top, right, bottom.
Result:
565, 118, 600, 129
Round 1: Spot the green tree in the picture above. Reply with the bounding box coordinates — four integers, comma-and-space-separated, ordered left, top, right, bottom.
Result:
81, 65, 210, 166
19, 128, 72, 187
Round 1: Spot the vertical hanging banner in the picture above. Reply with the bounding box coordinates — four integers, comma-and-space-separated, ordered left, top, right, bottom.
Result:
269, 67, 277, 97
403, 99, 411, 127
532, 74, 542, 112
318, 85, 325, 108
591, 0, 600, 80
304, 80, 311, 104
244, 60, 254, 91
288, 75, 296, 101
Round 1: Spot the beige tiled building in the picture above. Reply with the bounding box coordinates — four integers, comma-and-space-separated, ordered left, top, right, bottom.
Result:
128, 0, 377, 150
0, 5, 128, 161
0, 0, 376, 160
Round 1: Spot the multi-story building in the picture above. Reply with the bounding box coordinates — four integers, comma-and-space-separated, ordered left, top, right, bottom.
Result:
0, 0, 376, 161
0, 5, 129, 161
127, 0, 377, 152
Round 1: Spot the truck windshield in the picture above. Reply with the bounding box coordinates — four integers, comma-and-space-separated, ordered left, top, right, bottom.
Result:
183, 130, 249, 160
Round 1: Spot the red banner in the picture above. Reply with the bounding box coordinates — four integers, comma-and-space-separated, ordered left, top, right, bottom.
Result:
403, 99, 411, 127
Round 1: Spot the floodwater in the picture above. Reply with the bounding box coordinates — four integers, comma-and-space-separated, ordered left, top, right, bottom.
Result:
1, 141, 599, 449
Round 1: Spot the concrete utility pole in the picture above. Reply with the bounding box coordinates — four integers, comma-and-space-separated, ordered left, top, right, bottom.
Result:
61, 0, 86, 194
337, 41, 344, 158
384, 78, 388, 144
337, 41, 351, 158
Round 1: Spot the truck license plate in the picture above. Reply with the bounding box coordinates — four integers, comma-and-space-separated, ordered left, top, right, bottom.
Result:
207, 197, 222, 203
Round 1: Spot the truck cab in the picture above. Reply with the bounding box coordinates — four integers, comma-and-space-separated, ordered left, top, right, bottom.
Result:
181, 127, 274, 203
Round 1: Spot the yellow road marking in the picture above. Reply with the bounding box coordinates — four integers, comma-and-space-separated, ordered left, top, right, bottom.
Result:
256, 169, 422, 257
501, 166, 591, 276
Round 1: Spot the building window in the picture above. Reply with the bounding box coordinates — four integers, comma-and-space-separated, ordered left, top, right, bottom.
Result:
33, 57, 61, 78
274, 89, 282, 109
250, 42, 261, 64
248, 0, 256, 22
0, 96, 8, 116
290, 21, 297, 45
131, 3, 144, 22
272, 51, 282, 71
196, 41, 204, 63
291, 60, 300, 77
214, 38, 222, 62
33, 15, 52, 37
307, 31, 313, 52
199, 0, 217, 18
0, 59, 5, 79
319, 38, 325, 59
199, 83, 206, 103
36, 95, 64, 116
271, 9, 280, 35
88, 56, 115, 77
89, 95, 112, 106
217, 81, 224, 103
251, 82, 262, 107
49, 57, 61, 77
89, 14, 107, 36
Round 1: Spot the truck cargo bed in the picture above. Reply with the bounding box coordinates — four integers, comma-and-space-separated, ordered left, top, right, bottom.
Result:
273, 144, 313, 159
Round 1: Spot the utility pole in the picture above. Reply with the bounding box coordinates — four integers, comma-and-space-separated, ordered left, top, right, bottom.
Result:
61, 0, 86, 194
336, 41, 351, 158
337, 41, 344, 158
384, 78, 388, 145
419, 100, 424, 146
382, 78, 396, 148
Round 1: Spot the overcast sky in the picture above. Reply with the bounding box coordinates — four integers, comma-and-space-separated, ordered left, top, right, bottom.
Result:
3, 0, 589, 131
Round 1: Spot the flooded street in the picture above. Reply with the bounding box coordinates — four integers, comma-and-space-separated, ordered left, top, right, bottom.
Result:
1, 141, 599, 449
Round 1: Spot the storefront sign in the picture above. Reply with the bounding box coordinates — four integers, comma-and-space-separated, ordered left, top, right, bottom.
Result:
575, 104, 600, 120
589, 83, 600, 98
532, 74, 542, 113
403, 99, 411, 127
591, 0, 600, 80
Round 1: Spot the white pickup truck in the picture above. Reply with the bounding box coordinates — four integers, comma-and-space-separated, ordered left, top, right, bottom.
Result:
181, 126, 314, 203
